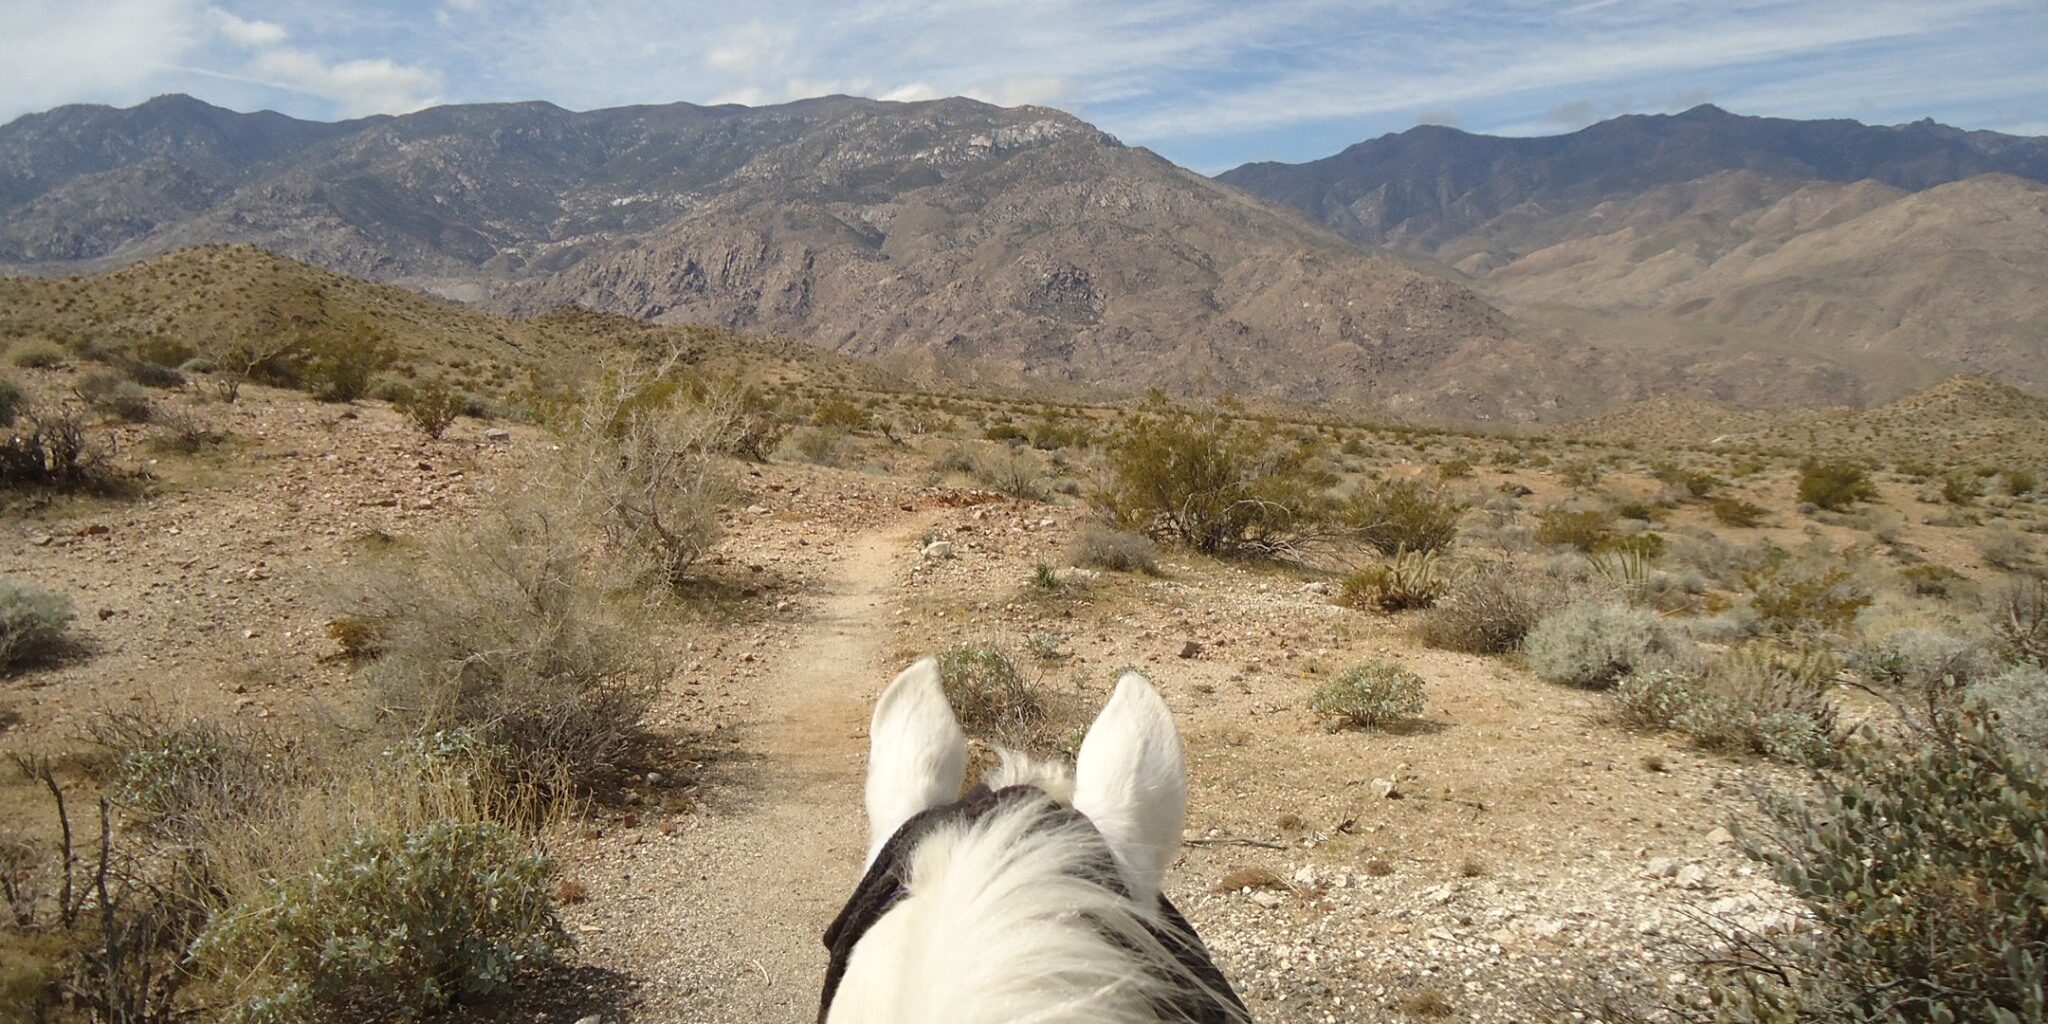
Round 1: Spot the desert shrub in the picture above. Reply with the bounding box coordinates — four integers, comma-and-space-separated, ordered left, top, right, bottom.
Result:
1616, 644, 1837, 764
1525, 601, 1689, 690
0, 580, 73, 673
1849, 618, 2003, 692
99, 715, 293, 840
1535, 507, 1613, 553
305, 324, 392, 403
74, 370, 153, 423
122, 357, 186, 389
554, 357, 736, 587
400, 382, 463, 439
327, 616, 385, 662
928, 445, 977, 477
1797, 460, 1877, 511
1898, 562, 1966, 598
1414, 561, 1548, 654
9, 341, 67, 368
1092, 399, 1332, 556
0, 413, 116, 491
1339, 551, 1444, 613
810, 395, 872, 431
1996, 577, 2048, 665
1436, 456, 1473, 479
356, 503, 655, 794
935, 643, 1045, 742
1558, 460, 1601, 489
785, 425, 849, 466
132, 337, 195, 369
193, 819, 563, 1024
2007, 468, 2039, 496
1709, 496, 1768, 528
1650, 460, 1719, 499
972, 446, 1049, 501
1717, 714, 2044, 1022
1310, 661, 1426, 730
1068, 524, 1159, 575
1981, 529, 2033, 570
1343, 477, 1462, 555
1968, 664, 2048, 758
1940, 471, 1983, 506
1745, 551, 1873, 634
148, 405, 228, 454
199, 334, 308, 402
0, 377, 21, 426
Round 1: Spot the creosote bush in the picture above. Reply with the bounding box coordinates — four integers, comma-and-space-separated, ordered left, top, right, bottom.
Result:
1796, 460, 1877, 511
0, 579, 74, 673
74, 370, 153, 423
1092, 398, 1332, 556
1535, 507, 1614, 553
1, 412, 115, 491
193, 819, 563, 1024
1309, 661, 1426, 730
0, 376, 22, 426
1343, 477, 1462, 555
1745, 551, 1872, 634
400, 382, 463, 439
1525, 601, 1688, 690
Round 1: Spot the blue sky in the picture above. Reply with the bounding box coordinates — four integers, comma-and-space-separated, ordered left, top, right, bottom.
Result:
3, 0, 2044, 172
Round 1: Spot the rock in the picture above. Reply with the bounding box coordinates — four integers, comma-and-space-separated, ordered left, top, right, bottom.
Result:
747, 504, 771, 515
1248, 890, 1285, 910
1179, 640, 1204, 659
1645, 857, 1678, 879
921, 540, 954, 560
1675, 864, 1708, 890
484, 427, 512, 443
1370, 778, 1399, 799
1706, 826, 1735, 845
574, 1015, 604, 1024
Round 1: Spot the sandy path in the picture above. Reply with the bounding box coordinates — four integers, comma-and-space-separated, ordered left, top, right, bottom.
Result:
574, 516, 929, 1023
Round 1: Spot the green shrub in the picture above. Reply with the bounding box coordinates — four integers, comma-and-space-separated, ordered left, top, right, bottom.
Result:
935, 643, 1045, 742
193, 819, 563, 1024
9, 341, 67, 368
0, 580, 73, 673
1525, 601, 1688, 690
1558, 461, 1601, 489
1338, 551, 1443, 613
0, 376, 24, 426
1092, 399, 1332, 556
74, 369, 154, 423
811, 395, 872, 431
1343, 477, 1462, 555
1068, 524, 1158, 575
400, 382, 463, 439
2006, 468, 2039, 497
1535, 507, 1613, 553
1650, 460, 1719, 499
1414, 562, 1547, 654
1310, 661, 1426, 730
1746, 553, 1872, 633
305, 324, 392, 403
1797, 460, 1876, 511
1717, 715, 2044, 1022
1709, 496, 1768, 528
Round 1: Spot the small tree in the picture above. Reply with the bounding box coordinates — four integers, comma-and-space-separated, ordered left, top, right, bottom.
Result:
1343, 477, 1463, 555
401, 383, 464, 440
203, 333, 307, 403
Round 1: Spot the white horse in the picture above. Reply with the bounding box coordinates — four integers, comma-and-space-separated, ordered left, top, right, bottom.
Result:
819, 658, 1250, 1024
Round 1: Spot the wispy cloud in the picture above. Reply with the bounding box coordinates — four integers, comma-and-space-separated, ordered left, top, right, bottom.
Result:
3, 0, 2043, 169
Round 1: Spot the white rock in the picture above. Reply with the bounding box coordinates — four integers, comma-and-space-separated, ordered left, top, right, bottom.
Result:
1675, 864, 1708, 890
1249, 890, 1285, 909
1370, 777, 1398, 799
921, 540, 954, 560
1292, 865, 1318, 887
484, 427, 512, 443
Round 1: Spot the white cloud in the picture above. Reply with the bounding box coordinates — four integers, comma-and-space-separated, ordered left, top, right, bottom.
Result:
0, 0, 206, 117
212, 7, 286, 47
250, 47, 442, 114
704, 20, 793, 74
880, 82, 939, 102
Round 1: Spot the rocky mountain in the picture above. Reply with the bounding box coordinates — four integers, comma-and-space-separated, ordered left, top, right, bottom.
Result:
1220, 106, 2048, 400
0, 93, 1532, 417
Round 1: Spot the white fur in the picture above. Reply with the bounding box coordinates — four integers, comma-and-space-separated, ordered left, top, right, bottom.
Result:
1073, 673, 1188, 906
988, 747, 1076, 806
827, 790, 1189, 1024
863, 657, 967, 868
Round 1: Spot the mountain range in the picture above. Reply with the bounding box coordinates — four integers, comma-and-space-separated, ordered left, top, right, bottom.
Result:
3, 95, 2044, 422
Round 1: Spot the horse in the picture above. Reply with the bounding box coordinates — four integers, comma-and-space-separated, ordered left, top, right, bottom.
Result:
818, 657, 1252, 1024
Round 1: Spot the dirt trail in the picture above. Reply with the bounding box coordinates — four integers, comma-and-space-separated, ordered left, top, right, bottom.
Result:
578, 516, 930, 1024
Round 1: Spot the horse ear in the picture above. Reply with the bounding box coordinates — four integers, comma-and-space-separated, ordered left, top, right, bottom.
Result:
1073, 672, 1186, 905
864, 657, 966, 868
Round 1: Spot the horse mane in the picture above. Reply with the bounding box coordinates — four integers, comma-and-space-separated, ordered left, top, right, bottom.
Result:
826, 757, 1227, 1024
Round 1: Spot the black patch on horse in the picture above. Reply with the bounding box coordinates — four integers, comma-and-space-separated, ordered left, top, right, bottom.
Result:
820, 784, 1249, 1023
